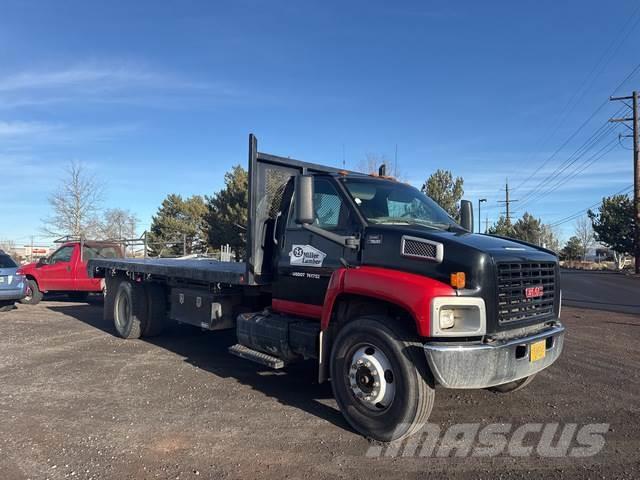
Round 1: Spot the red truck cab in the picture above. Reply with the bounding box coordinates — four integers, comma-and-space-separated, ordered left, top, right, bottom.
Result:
18, 241, 123, 305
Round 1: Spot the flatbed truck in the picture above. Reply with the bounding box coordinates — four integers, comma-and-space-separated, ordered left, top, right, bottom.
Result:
89, 134, 565, 441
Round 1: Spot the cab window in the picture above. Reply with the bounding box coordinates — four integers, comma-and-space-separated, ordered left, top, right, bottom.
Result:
288, 177, 353, 230
83, 246, 120, 260
313, 178, 351, 229
50, 246, 74, 264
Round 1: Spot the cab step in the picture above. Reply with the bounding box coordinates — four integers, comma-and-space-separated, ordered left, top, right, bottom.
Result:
228, 344, 285, 369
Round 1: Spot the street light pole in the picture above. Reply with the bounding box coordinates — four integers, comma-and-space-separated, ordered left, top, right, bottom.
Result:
478, 199, 487, 233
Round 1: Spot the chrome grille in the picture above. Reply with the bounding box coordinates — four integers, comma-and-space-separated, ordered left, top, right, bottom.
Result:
401, 236, 442, 262
497, 262, 556, 324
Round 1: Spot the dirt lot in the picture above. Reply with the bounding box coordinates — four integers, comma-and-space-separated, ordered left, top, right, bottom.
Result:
0, 301, 638, 479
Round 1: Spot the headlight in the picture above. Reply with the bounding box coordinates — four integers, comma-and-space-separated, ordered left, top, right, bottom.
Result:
439, 309, 456, 329
431, 297, 486, 337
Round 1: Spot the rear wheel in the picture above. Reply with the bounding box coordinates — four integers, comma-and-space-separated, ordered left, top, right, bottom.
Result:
141, 283, 168, 337
488, 374, 537, 393
330, 316, 435, 442
20, 279, 42, 305
113, 281, 145, 339
103, 277, 119, 324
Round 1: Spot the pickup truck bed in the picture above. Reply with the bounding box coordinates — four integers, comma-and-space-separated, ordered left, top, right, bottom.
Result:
90, 258, 247, 285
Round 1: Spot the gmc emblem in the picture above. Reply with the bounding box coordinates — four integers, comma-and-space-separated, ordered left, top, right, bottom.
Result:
525, 286, 544, 298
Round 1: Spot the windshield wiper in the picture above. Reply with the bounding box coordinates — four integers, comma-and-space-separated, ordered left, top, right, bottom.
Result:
369, 217, 452, 231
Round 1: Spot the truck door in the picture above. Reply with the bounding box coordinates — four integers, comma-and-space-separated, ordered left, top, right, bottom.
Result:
273, 176, 360, 312
38, 244, 76, 291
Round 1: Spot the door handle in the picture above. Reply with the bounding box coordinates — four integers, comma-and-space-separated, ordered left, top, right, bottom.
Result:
66, 266, 71, 272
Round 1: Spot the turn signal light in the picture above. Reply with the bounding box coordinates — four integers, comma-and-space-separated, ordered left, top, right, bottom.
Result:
450, 272, 466, 289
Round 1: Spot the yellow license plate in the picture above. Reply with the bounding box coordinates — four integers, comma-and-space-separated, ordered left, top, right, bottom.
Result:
530, 340, 546, 362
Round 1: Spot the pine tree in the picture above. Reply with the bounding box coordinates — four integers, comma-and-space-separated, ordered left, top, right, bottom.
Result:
206, 165, 248, 261
148, 194, 208, 257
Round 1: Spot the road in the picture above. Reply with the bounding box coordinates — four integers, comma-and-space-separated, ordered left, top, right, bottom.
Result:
561, 269, 640, 315
0, 301, 639, 479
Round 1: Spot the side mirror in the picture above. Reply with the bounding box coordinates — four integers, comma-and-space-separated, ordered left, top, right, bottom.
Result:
36, 256, 48, 267
460, 200, 473, 232
295, 175, 315, 225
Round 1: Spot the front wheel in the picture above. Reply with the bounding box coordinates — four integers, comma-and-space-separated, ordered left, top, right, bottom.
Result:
20, 279, 42, 305
330, 316, 435, 442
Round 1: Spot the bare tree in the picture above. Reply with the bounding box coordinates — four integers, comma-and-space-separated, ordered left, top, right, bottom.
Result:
99, 208, 139, 240
358, 153, 402, 178
574, 216, 595, 260
42, 161, 104, 238
0, 239, 15, 256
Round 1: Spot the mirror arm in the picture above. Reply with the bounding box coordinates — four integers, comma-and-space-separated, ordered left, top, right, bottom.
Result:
301, 224, 359, 250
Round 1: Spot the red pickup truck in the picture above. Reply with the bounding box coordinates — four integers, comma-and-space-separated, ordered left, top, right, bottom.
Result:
18, 241, 123, 305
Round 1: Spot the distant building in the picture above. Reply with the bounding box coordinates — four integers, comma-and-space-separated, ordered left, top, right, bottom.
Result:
12, 245, 53, 264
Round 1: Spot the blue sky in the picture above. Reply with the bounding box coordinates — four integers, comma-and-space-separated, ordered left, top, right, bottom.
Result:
1, 0, 638, 245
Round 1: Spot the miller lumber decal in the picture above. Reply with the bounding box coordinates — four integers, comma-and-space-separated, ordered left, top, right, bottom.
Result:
289, 244, 327, 267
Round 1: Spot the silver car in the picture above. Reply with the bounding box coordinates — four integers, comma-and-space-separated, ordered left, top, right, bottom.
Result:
0, 251, 27, 311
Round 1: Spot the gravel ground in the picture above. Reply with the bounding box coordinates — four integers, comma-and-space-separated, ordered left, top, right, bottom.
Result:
0, 301, 638, 479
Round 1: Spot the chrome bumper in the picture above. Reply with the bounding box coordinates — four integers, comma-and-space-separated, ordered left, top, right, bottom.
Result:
424, 324, 565, 389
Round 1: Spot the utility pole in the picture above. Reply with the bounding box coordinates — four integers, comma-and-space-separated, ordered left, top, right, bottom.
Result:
610, 91, 640, 274
29, 235, 34, 262
394, 144, 398, 177
497, 179, 517, 224
485, 216, 489, 234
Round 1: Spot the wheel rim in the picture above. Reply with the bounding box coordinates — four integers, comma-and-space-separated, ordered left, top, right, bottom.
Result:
115, 293, 130, 331
24, 286, 32, 302
347, 344, 396, 411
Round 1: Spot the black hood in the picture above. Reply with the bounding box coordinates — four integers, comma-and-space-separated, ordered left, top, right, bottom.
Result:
359, 224, 559, 334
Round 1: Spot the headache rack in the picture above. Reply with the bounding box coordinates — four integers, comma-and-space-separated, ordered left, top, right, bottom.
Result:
496, 262, 556, 324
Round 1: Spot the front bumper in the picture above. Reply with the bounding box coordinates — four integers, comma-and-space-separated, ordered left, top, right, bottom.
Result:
424, 324, 565, 389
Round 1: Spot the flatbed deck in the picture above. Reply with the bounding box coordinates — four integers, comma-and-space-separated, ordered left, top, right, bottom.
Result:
89, 258, 248, 285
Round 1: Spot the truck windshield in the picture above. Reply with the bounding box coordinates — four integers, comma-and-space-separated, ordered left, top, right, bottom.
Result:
342, 178, 458, 230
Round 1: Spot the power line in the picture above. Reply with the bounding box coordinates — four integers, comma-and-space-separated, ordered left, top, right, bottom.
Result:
518, 134, 619, 211
517, 109, 623, 208
513, 62, 640, 194
548, 184, 633, 227
512, 5, 640, 193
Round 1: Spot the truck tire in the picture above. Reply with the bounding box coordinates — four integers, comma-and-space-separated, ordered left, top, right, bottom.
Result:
103, 277, 119, 324
142, 283, 168, 337
113, 281, 145, 339
330, 316, 435, 442
488, 374, 537, 393
20, 279, 43, 305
